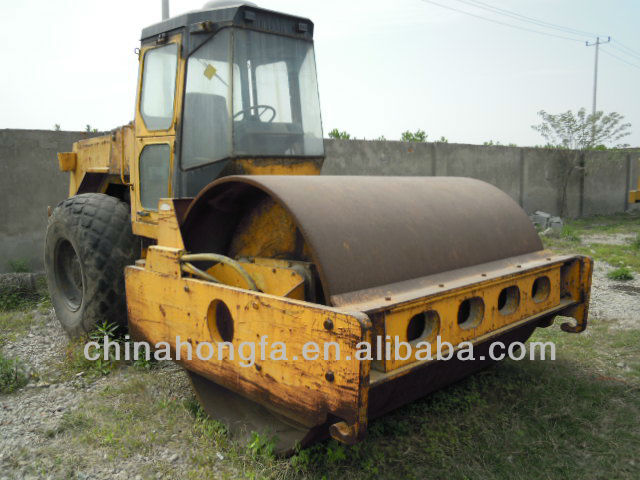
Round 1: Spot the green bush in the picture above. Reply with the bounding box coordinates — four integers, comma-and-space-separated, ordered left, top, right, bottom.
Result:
607, 267, 634, 281
401, 129, 427, 142
328, 128, 351, 140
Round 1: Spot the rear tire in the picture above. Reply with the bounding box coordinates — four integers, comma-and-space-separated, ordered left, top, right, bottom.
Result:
44, 193, 137, 337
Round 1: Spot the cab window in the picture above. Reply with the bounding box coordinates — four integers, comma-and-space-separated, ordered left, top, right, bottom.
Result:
139, 144, 171, 210
140, 43, 179, 131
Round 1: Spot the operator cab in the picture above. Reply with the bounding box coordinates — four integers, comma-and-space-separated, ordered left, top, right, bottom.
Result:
133, 0, 323, 219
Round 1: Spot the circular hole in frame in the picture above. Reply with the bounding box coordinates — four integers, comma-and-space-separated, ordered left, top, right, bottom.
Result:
406, 310, 440, 342
457, 297, 484, 329
498, 286, 520, 315
531, 277, 551, 303
207, 299, 234, 343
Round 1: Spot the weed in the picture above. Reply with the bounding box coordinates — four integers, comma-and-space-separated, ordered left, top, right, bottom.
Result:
90, 320, 121, 342
183, 396, 204, 418
325, 442, 347, 463
607, 266, 634, 281
132, 356, 155, 371
0, 290, 36, 312
0, 275, 49, 312
8, 259, 30, 273
0, 352, 28, 393
62, 321, 124, 378
195, 416, 227, 440
328, 128, 351, 140
561, 225, 581, 242
247, 431, 275, 458
632, 234, 640, 250
63, 337, 98, 374
402, 129, 427, 142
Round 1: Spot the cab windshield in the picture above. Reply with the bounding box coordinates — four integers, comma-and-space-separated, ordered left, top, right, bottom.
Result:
181, 28, 324, 169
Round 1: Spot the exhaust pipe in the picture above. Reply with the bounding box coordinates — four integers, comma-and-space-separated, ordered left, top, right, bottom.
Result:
162, 0, 169, 19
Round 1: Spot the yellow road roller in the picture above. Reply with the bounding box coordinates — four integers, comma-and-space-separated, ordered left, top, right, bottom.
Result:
46, 1, 592, 454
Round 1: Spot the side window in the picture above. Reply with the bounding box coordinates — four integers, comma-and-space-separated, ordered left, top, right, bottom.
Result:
139, 144, 170, 210
140, 43, 179, 131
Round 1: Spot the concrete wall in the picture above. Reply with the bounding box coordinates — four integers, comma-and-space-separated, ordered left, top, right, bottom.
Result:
324, 139, 639, 220
0, 129, 638, 273
0, 129, 100, 273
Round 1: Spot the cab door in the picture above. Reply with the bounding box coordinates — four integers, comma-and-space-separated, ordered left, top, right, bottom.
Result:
131, 35, 184, 239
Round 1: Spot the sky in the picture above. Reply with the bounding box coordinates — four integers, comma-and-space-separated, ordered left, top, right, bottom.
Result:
0, 0, 638, 146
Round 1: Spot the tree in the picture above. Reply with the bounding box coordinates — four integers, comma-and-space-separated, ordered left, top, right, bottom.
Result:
328, 128, 351, 140
401, 129, 427, 142
531, 108, 632, 217
532, 108, 630, 150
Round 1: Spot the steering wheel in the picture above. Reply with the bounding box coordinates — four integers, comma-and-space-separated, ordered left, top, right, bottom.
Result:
233, 105, 277, 123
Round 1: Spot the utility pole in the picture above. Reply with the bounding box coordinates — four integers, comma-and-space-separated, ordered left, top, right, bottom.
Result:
585, 36, 611, 116
162, 0, 170, 20
586, 36, 610, 145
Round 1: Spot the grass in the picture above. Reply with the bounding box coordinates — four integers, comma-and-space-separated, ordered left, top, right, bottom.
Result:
0, 275, 50, 312
0, 351, 28, 393
608, 267, 634, 281
277, 320, 640, 480
0, 291, 47, 392
0, 310, 36, 346
0, 289, 38, 312
8, 258, 31, 273
542, 212, 640, 273
32, 368, 243, 478
58, 321, 158, 381
18, 318, 637, 480
2, 214, 639, 478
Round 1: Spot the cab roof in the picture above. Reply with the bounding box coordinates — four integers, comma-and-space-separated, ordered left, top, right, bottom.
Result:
140, 2, 314, 42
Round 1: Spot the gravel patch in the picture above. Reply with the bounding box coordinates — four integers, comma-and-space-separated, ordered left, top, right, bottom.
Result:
0, 308, 191, 479
581, 233, 637, 246
1, 308, 67, 379
589, 260, 640, 330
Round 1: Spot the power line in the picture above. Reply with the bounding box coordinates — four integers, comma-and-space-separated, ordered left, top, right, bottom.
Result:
611, 40, 640, 60
419, 0, 585, 43
610, 44, 640, 61
452, 0, 600, 39
428, 0, 639, 67
601, 48, 640, 70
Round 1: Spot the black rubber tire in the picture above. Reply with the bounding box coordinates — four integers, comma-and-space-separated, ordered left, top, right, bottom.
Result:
44, 193, 137, 337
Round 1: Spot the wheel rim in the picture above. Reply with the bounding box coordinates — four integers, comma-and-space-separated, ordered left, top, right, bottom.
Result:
54, 239, 83, 311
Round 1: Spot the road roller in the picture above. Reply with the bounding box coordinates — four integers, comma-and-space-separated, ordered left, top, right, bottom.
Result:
45, 1, 593, 454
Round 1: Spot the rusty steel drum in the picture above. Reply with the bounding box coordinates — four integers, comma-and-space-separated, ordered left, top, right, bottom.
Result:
180, 175, 544, 453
